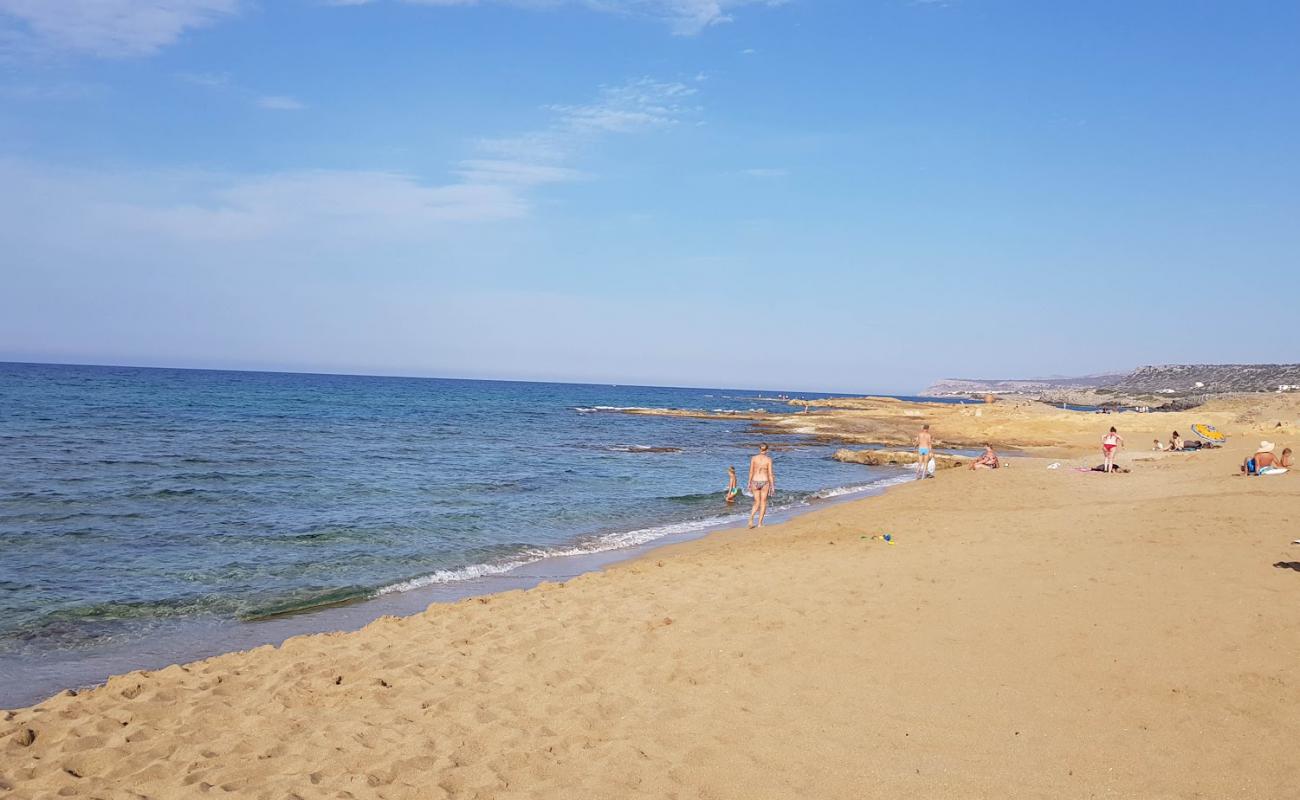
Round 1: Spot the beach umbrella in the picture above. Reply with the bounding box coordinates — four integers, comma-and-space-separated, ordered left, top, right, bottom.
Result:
1190, 423, 1226, 445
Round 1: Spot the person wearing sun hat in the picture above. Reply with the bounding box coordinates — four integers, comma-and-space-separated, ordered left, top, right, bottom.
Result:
1241, 441, 1277, 475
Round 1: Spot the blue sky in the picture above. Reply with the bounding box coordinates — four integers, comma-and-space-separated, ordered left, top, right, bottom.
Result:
2, 0, 1297, 393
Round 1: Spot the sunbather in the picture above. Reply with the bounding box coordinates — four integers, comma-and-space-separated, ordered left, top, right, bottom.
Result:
1241, 441, 1278, 475
969, 444, 1000, 470
1280, 448, 1294, 468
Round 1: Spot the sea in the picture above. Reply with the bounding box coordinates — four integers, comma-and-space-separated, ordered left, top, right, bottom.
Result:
0, 363, 942, 708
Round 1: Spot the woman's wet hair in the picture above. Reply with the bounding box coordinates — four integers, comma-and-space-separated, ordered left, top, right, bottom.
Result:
1110, 427, 1117, 433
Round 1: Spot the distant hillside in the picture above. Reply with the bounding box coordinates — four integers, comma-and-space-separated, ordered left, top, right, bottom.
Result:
923, 374, 1126, 396
924, 364, 1300, 405
1112, 364, 1300, 394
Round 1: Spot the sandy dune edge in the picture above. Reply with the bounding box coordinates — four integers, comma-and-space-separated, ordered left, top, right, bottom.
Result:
3, 446, 1299, 798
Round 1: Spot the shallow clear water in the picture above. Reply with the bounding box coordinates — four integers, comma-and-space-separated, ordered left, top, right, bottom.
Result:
0, 363, 935, 703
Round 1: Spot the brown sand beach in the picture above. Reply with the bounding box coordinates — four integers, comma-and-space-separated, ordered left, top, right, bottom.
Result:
3, 401, 1299, 798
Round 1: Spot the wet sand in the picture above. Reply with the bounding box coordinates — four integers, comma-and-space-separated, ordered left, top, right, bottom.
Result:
3, 406, 1299, 798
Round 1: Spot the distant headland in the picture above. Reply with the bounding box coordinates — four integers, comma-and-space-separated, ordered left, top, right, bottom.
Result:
923, 364, 1300, 409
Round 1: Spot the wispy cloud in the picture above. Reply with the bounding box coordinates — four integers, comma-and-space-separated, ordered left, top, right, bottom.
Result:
257, 95, 307, 111
0, 0, 238, 58
479, 77, 697, 165
177, 71, 231, 89
0, 0, 782, 61
0, 76, 697, 249
0, 81, 104, 101
348, 0, 786, 36
179, 72, 308, 112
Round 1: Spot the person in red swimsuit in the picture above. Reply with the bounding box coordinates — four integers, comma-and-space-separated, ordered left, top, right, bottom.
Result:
1101, 427, 1124, 473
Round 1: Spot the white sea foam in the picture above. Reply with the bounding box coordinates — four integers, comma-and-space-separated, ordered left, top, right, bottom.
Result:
573, 405, 652, 413
810, 472, 914, 500
375, 559, 540, 594
374, 472, 911, 598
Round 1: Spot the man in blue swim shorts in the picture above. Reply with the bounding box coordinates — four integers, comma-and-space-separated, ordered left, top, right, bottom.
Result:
916, 424, 933, 480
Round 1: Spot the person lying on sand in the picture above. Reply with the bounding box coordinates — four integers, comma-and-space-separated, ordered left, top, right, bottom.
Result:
1241, 441, 1278, 475
970, 445, 1000, 470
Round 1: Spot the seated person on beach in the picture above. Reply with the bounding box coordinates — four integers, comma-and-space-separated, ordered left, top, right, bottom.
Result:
1241, 441, 1278, 475
1281, 448, 1294, 468
969, 445, 1000, 470
1169, 431, 1184, 451
1152, 439, 1164, 451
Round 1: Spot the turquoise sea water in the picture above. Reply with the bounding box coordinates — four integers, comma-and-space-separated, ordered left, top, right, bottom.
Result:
0, 363, 937, 706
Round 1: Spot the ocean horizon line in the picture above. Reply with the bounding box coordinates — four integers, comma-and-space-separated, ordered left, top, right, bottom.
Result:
0, 359, 917, 399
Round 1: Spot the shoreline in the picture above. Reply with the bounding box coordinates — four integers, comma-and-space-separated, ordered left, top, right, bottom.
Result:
2, 469, 915, 710
4, 404, 1297, 797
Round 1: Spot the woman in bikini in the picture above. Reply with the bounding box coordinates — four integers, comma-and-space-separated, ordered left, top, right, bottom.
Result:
747, 443, 775, 529
1102, 427, 1123, 473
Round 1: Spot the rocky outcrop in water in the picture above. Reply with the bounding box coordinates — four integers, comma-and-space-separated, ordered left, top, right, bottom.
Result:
833, 449, 969, 469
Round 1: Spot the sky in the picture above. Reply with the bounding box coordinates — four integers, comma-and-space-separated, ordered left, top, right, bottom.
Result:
1, 0, 1297, 393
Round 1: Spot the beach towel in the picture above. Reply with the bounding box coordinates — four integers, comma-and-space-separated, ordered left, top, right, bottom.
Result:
1258, 467, 1288, 476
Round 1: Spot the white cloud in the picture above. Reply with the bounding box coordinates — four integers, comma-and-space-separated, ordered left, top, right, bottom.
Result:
257, 95, 307, 111
0, 76, 697, 248
360, 0, 784, 36
0, 0, 780, 61
0, 81, 103, 100
479, 77, 697, 164
455, 159, 583, 185
179, 72, 308, 113
0, 0, 238, 57
178, 71, 231, 88
114, 170, 533, 237
0, 160, 531, 251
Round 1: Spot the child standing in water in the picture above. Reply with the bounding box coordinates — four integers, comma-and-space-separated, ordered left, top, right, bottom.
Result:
725, 466, 741, 504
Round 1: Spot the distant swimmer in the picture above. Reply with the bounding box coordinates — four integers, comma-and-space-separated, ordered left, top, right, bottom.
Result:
916, 424, 933, 480
725, 466, 741, 504
1102, 426, 1124, 473
747, 443, 775, 528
